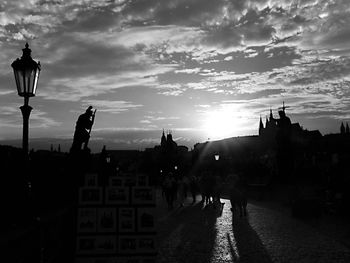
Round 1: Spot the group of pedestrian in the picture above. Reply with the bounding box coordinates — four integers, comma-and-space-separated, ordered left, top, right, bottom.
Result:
198, 171, 226, 209
161, 171, 231, 210
161, 170, 248, 217
162, 172, 199, 209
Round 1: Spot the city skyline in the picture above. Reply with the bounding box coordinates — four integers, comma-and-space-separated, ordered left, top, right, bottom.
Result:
0, 0, 350, 151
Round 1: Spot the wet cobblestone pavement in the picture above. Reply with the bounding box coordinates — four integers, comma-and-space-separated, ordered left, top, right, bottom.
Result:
156, 193, 350, 262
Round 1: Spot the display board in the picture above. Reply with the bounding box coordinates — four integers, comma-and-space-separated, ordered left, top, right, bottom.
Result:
75, 173, 157, 263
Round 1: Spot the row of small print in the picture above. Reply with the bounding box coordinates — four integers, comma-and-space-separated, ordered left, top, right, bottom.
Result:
79, 187, 155, 205
85, 174, 149, 187
75, 256, 156, 263
76, 235, 157, 255
77, 207, 156, 233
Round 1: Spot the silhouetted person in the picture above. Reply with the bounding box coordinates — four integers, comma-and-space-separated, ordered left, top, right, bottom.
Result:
227, 174, 247, 218
177, 175, 187, 207
189, 174, 198, 203
214, 175, 224, 209
163, 173, 176, 209
198, 173, 206, 202
182, 174, 189, 198
161, 177, 166, 200
70, 106, 96, 153
201, 171, 215, 204
271, 108, 293, 181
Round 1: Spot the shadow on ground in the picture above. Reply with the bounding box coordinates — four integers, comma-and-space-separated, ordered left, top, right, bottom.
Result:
157, 202, 221, 263
228, 212, 273, 263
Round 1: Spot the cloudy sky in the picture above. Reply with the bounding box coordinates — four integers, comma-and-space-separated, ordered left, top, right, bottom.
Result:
0, 0, 350, 151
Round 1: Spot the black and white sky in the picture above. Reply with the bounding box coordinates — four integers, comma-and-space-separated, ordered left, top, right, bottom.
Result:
0, 0, 350, 150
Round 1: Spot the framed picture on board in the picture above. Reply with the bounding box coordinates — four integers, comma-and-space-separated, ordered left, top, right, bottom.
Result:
118, 207, 135, 233
136, 174, 148, 186
109, 177, 124, 187
137, 236, 156, 253
95, 235, 117, 254
77, 208, 97, 233
118, 236, 138, 254
137, 208, 156, 232
85, 173, 98, 186
97, 208, 117, 232
105, 187, 129, 205
124, 176, 137, 187
79, 187, 103, 205
131, 187, 155, 205
76, 236, 97, 254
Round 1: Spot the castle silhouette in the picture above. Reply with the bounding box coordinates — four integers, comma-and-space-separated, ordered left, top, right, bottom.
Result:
258, 102, 322, 146
258, 102, 349, 147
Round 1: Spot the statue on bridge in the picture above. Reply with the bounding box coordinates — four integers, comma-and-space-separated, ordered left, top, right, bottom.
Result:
70, 106, 96, 154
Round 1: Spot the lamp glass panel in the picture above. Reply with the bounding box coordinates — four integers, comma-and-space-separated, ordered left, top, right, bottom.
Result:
32, 68, 39, 95
17, 70, 26, 95
13, 70, 21, 94
25, 68, 32, 94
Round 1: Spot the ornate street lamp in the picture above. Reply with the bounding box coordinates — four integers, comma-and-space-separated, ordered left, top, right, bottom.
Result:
11, 43, 41, 156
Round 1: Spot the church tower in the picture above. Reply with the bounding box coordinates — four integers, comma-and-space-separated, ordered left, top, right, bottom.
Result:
269, 108, 274, 121
161, 129, 167, 147
266, 108, 277, 128
166, 130, 173, 142
259, 116, 264, 136
340, 122, 345, 134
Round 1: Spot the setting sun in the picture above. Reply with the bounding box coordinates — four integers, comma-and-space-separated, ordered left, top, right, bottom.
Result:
201, 105, 255, 140
201, 109, 237, 140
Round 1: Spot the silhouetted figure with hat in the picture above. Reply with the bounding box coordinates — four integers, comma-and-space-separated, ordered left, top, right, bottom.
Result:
70, 106, 96, 154
270, 103, 293, 182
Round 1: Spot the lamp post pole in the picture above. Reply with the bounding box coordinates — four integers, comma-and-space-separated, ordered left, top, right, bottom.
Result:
11, 43, 41, 260
20, 96, 32, 157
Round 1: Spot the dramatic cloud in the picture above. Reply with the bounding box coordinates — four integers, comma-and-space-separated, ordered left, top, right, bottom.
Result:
0, 0, 350, 150
82, 99, 143, 114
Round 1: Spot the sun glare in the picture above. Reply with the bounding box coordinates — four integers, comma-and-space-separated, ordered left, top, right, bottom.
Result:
202, 109, 238, 140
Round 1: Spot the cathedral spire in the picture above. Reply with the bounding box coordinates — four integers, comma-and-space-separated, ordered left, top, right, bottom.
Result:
340, 122, 345, 134
269, 108, 273, 121
259, 116, 264, 136
161, 129, 166, 146
346, 123, 350, 134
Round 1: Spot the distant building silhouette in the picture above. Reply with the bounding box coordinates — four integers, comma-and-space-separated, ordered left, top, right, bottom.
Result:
144, 130, 190, 181
159, 130, 178, 155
